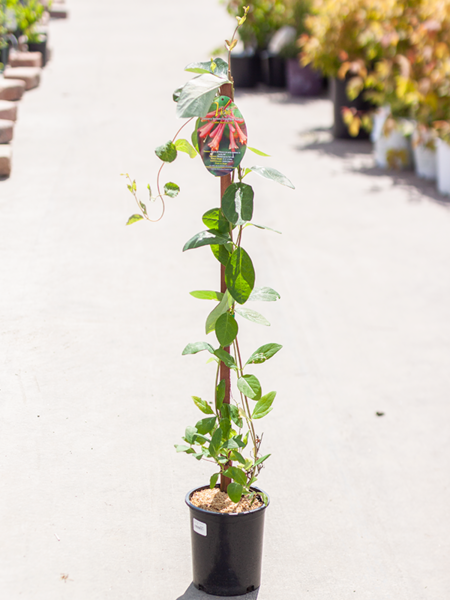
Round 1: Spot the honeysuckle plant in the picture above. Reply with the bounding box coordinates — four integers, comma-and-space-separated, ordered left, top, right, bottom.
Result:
124, 8, 294, 505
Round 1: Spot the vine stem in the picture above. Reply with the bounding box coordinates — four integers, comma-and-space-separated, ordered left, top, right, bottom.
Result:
233, 338, 258, 463
127, 118, 195, 223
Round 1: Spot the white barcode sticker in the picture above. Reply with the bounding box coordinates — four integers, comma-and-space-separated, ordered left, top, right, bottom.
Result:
193, 518, 207, 536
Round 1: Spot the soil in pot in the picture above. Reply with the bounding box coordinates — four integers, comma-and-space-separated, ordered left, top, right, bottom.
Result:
190, 487, 263, 514
186, 485, 269, 596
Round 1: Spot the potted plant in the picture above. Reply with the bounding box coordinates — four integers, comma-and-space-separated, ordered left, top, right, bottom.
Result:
14, 0, 48, 65
299, 0, 384, 138
0, 1, 7, 72
221, 0, 293, 88
1, 0, 20, 70
124, 8, 294, 596
361, 0, 445, 170
276, 0, 323, 96
404, 1, 450, 181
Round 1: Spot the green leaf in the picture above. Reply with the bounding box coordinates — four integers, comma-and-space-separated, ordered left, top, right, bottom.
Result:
193, 433, 211, 446
250, 165, 295, 189
210, 473, 219, 488
174, 444, 192, 453
245, 343, 282, 365
220, 418, 231, 439
184, 63, 211, 75
202, 208, 229, 234
126, 214, 144, 226
247, 146, 270, 157
175, 138, 197, 158
214, 348, 237, 369
184, 426, 197, 444
195, 417, 217, 435
237, 374, 262, 400
182, 342, 214, 355
221, 183, 254, 226
227, 482, 244, 503
191, 118, 200, 152
248, 286, 281, 302
173, 87, 183, 102
211, 244, 231, 266
192, 396, 214, 415
164, 182, 180, 198
229, 404, 243, 428
230, 450, 246, 464
222, 438, 240, 449
249, 223, 282, 234
254, 453, 271, 468
155, 141, 177, 163
190, 290, 224, 301
176, 73, 230, 119
216, 379, 226, 411
252, 391, 276, 419
225, 247, 255, 305
205, 290, 233, 334
235, 306, 270, 326
209, 427, 223, 457
183, 230, 230, 252
215, 312, 238, 347
234, 433, 248, 449
184, 58, 228, 78
224, 467, 247, 487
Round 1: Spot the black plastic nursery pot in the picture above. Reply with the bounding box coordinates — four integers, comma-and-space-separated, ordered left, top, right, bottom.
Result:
260, 50, 286, 88
230, 50, 260, 89
186, 485, 269, 596
28, 37, 48, 67
330, 76, 372, 140
286, 59, 323, 97
0, 45, 9, 72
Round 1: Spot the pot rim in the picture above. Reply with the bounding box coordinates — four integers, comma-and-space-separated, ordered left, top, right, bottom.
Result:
185, 484, 270, 517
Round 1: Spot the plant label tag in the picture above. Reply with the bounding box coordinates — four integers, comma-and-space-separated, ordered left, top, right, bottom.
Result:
193, 518, 207, 537
197, 95, 247, 177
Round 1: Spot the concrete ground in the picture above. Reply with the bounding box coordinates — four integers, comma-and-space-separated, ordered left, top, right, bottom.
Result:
1, 1, 449, 598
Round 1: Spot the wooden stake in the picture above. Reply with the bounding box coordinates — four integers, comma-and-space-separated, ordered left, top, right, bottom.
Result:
219, 82, 233, 492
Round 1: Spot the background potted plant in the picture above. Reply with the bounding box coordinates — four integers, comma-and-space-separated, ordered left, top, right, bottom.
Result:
124, 8, 294, 596
277, 0, 324, 97
407, 1, 450, 182
222, 0, 293, 88
1, 0, 20, 70
300, 0, 384, 139
14, 0, 49, 65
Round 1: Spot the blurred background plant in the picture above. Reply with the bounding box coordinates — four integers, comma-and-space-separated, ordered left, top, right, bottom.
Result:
14, 0, 46, 42
221, 0, 296, 50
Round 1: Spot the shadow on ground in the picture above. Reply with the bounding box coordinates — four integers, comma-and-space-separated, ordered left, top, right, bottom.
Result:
177, 582, 259, 600
296, 127, 450, 207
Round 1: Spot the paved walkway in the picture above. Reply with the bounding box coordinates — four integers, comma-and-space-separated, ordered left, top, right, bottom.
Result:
1, 1, 449, 599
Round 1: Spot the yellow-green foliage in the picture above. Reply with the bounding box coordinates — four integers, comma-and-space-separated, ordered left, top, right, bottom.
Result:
300, 0, 450, 138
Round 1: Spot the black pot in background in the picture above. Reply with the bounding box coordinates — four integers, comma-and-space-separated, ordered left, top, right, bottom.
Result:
330, 76, 372, 140
286, 59, 323, 97
28, 36, 48, 67
186, 485, 269, 597
0, 45, 10, 71
260, 50, 286, 88
230, 50, 260, 89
